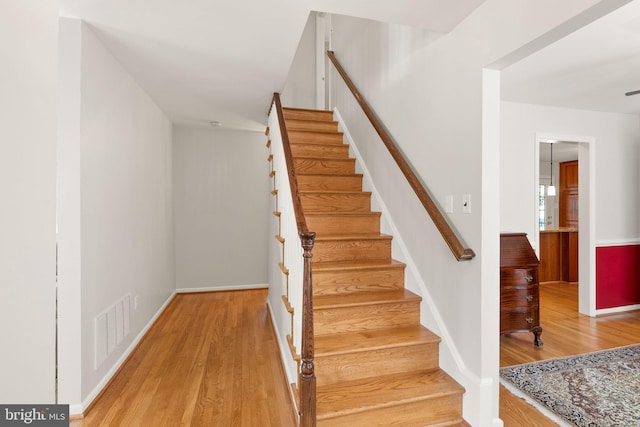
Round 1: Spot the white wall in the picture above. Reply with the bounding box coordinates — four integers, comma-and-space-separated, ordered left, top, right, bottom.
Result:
173, 127, 270, 290
57, 17, 83, 409
281, 13, 317, 109
0, 0, 58, 403
326, 2, 613, 425
501, 101, 640, 243
56, 20, 175, 407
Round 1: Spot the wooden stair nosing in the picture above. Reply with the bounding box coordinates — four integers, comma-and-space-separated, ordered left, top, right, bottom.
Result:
283, 107, 334, 122
285, 118, 337, 126
314, 289, 421, 310
306, 211, 381, 218
300, 192, 372, 213
298, 173, 363, 179
290, 140, 348, 148
301, 190, 371, 195
311, 259, 406, 272
287, 130, 344, 144
290, 144, 350, 159
297, 174, 364, 192
294, 159, 356, 175
305, 212, 382, 235
316, 369, 465, 420
314, 325, 440, 357
293, 155, 354, 162
314, 233, 392, 243
425, 420, 471, 427
285, 119, 338, 133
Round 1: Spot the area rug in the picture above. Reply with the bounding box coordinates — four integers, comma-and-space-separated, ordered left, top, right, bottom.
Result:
500, 344, 640, 426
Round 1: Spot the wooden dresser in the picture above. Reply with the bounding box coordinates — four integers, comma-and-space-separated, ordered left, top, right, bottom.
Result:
500, 233, 543, 346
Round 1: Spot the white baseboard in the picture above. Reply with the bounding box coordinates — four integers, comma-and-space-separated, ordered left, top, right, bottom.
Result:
75, 291, 177, 416
176, 284, 268, 293
266, 299, 299, 420
596, 304, 640, 316
69, 404, 83, 418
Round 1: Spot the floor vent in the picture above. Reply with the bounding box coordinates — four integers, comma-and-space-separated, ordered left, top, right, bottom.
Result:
95, 294, 131, 369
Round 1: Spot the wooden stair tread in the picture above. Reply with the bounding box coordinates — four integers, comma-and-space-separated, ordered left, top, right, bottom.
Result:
283, 107, 334, 122
286, 118, 336, 125
294, 156, 353, 161
290, 141, 347, 148
314, 233, 392, 241
316, 369, 464, 419
298, 172, 363, 178
306, 211, 381, 218
314, 289, 420, 309
285, 119, 338, 132
284, 106, 333, 112
288, 129, 341, 134
430, 421, 471, 427
301, 190, 371, 195
312, 259, 406, 271
313, 259, 406, 271
315, 325, 440, 356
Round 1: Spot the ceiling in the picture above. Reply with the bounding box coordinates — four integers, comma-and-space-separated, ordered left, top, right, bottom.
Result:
58, 0, 486, 132
502, 0, 640, 115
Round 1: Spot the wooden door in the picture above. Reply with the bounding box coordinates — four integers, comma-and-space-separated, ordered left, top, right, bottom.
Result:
559, 160, 578, 228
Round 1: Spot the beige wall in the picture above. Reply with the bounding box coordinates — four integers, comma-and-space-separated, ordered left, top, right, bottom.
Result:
173, 126, 270, 290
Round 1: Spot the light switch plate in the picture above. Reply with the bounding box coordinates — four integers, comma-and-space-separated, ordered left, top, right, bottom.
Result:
462, 194, 471, 214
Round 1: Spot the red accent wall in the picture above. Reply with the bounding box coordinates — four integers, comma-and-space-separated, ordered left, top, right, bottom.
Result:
596, 245, 640, 309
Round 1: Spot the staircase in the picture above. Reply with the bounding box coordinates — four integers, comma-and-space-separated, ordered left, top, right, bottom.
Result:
282, 107, 469, 426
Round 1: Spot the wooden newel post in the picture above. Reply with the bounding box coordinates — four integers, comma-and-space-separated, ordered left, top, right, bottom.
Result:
299, 231, 316, 427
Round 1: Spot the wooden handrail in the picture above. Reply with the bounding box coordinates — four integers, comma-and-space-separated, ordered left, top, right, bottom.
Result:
326, 51, 475, 261
272, 93, 317, 426
273, 93, 310, 235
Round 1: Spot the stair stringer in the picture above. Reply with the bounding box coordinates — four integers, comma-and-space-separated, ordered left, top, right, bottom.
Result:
333, 108, 491, 425
265, 112, 305, 404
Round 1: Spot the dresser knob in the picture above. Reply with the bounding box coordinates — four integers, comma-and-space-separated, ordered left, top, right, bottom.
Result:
525, 295, 533, 302
525, 275, 534, 283
526, 316, 533, 324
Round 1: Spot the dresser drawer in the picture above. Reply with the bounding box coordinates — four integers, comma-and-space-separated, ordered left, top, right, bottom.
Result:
500, 268, 537, 286
501, 286, 539, 309
500, 308, 539, 333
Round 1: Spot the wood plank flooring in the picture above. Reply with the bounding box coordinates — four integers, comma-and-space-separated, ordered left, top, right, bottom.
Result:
71, 290, 296, 427
70, 283, 640, 426
499, 281, 640, 426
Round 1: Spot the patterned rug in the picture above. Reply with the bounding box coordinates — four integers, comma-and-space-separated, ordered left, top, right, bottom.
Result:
500, 344, 640, 426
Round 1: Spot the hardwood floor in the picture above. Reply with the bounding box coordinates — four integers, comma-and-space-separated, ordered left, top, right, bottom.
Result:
499, 281, 640, 426
70, 283, 640, 426
71, 290, 296, 427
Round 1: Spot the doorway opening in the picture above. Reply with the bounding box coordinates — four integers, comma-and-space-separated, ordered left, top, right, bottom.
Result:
535, 134, 595, 317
